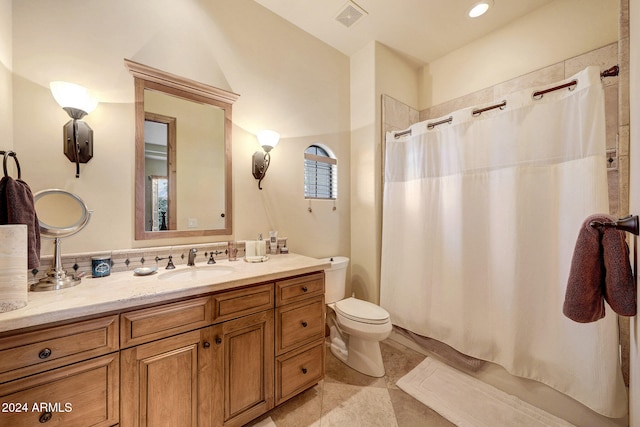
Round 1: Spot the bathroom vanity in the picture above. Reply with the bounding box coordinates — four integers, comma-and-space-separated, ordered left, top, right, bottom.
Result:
0, 254, 328, 427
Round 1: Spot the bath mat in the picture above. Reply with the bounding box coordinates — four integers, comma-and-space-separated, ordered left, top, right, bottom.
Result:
251, 416, 277, 427
397, 358, 575, 427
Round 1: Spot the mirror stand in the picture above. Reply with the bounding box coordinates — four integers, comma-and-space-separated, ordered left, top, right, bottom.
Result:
32, 238, 81, 291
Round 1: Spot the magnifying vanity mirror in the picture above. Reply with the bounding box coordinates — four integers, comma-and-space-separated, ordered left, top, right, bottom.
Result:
125, 59, 238, 240
32, 189, 92, 291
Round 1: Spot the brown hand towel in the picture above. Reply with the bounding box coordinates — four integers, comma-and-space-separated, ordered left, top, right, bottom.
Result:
0, 176, 41, 269
563, 214, 637, 323
602, 223, 636, 316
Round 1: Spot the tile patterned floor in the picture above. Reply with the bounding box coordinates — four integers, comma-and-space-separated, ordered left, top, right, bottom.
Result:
247, 339, 454, 427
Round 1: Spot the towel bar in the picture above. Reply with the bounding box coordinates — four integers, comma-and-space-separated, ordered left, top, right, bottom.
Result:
589, 215, 639, 235
1, 150, 21, 179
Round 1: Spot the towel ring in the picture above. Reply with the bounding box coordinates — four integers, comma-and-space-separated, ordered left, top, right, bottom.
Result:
1, 150, 21, 179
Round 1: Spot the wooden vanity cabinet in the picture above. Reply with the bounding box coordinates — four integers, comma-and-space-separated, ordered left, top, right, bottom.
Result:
0, 270, 325, 427
119, 284, 277, 427
0, 315, 120, 427
275, 273, 325, 405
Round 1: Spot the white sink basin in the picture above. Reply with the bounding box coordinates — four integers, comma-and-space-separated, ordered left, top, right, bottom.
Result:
158, 265, 236, 282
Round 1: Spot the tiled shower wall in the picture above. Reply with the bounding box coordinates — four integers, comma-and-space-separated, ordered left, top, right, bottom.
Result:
381, 1, 631, 385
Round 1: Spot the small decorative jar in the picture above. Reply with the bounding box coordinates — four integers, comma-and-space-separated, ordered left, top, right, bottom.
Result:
91, 255, 111, 277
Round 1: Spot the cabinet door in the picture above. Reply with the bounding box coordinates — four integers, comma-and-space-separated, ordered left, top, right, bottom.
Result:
217, 310, 274, 427
120, 326, 219, 427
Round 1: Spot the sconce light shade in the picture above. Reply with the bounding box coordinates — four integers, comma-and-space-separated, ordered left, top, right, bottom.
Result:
50, 81, 98, 178
257, 130, 280, 152
50, 81, 98, 119
253, 130, 280, 190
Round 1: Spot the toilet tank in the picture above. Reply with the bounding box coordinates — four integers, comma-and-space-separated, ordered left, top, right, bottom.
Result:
321, 256, 349, 304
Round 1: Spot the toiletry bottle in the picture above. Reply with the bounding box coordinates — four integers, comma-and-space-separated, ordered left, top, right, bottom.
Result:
269, 231, 278, 254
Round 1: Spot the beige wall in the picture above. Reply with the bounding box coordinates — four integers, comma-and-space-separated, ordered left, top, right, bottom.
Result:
421, 0, 619, 109
0, 0, 12, 156
10, 0, 351, 260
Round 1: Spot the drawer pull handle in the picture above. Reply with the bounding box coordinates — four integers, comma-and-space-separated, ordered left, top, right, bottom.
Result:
38, 348, 52, 359
39, 411, 53, 423
302, 286, 308, 292
215, 337, 222, 345
301, 321, 308, 328
203, 341, 211, 348
301, 367, 308, 374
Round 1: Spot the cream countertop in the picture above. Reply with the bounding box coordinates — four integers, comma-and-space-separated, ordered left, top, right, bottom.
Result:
0, 253, 330, 334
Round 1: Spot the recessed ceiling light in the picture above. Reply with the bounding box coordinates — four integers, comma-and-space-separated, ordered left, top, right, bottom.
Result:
468, 1, 493, 18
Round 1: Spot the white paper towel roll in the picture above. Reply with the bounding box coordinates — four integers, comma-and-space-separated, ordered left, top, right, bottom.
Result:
0, 224, 28, 312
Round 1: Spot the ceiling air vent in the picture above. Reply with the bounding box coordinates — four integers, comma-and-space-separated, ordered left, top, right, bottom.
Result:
335, 1, 367, 28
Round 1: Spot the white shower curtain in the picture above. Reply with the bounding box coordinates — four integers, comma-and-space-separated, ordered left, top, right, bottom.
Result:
380, 66, 627, 418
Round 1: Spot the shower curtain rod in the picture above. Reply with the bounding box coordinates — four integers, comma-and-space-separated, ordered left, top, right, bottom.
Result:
532, 80, 577, 100
532, 65, 619, 100
427, 116, 452, 129
393, 65, 620, 139
472, 100, 506, 117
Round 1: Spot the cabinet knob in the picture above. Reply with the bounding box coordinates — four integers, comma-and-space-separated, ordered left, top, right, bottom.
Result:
302, 286, 308, 292
301, 367, 308, 374
215, 337, 222, 344
39, 411, 53, 423
301, 321, 308, 328
38, 348, 52, 359
203, 342, 211, 348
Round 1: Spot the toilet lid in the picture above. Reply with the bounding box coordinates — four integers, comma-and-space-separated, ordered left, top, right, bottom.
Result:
335, 297, 390, 325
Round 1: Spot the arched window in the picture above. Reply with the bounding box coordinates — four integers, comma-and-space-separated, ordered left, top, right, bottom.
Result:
304, 145, 337, 199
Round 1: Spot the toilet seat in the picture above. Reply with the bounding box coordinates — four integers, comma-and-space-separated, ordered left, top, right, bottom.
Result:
334, 297, 390, 325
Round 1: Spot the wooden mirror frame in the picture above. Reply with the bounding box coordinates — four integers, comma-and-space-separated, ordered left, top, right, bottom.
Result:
125, 59, 239, 240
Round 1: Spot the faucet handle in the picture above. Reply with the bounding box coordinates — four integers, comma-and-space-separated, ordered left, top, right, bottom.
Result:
207, 250, 224, 264
155, 255, 176, 269
166, 255, 176, 269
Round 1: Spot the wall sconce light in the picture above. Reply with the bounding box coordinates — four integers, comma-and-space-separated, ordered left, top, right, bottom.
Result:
252, 130, 280, 190
50, 81, 98, 178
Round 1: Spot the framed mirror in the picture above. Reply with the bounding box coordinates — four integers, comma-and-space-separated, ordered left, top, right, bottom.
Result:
125, 59, 239, 240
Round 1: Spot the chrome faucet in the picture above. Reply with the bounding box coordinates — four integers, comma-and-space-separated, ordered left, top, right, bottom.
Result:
187, 248, 198, 266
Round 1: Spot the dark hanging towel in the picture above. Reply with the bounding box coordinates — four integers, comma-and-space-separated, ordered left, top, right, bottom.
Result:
0, 152, 40, 269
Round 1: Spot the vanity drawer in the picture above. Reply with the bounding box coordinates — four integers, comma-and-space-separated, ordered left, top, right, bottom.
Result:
0, 315, 119, 383
276, 295, 325, 354
120, 296, 212, 348
276, 273, 324, 306
275, 341, 324, 405
0, 353, 119, 427
212, 283, 274, 323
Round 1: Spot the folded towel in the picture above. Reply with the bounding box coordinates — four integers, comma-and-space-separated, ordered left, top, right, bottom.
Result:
0, 176, 40, 269
563, 214, 636, 323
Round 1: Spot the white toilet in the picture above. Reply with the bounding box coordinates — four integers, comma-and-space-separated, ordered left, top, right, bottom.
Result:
322, 256, 392, 377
